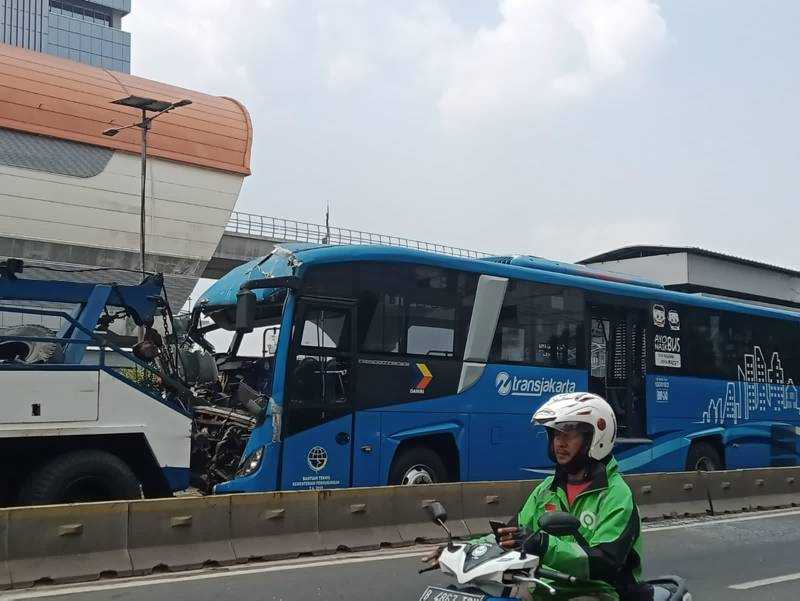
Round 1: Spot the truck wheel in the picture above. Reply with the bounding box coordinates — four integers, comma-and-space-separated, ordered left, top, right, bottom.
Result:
0, 325, 63, 364
389, 446, 448, 485
19, 450, 142, 505
685, 441, 723, 472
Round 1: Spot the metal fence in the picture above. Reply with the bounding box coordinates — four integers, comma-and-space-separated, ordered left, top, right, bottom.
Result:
225, 212, 489, 259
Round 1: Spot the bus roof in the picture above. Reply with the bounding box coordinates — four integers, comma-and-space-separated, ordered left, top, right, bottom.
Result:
482, 255, 665, 289
203, 244, 800, 323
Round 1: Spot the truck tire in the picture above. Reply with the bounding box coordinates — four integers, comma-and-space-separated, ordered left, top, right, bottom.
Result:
19, 450, 143, 505
389, 446, 449, 485
685, 441, 723, 472
0, 324, 63, 364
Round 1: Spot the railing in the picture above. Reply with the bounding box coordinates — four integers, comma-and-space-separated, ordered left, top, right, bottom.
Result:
225, 212, 489, 259
0, 305, 191, 415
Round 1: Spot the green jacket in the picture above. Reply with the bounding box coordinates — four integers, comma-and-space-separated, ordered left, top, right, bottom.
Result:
517, 457, 643, 600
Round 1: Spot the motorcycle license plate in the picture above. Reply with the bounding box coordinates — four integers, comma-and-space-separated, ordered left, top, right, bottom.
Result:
418, 586, 486, 601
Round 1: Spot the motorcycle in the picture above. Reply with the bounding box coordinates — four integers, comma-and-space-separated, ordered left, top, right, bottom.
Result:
417, 502, 690, 601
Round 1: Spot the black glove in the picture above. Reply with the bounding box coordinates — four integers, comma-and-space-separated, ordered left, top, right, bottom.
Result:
520, 529, 549, 556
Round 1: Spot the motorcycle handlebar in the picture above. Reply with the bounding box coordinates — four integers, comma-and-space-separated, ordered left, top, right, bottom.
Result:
537, 566, 577, 583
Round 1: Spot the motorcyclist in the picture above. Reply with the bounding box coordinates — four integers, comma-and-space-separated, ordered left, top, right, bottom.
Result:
497, 392, 648, 600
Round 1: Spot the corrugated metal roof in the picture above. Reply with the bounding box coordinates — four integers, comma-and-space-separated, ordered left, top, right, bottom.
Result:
0, 43, 252, 175
579, 245, 800, 278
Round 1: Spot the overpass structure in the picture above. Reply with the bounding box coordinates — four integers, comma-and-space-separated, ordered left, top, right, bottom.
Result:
207, 212, 488, 279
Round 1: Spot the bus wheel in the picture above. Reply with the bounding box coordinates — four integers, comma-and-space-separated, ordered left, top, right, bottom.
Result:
685, 441, 723, 472
389, 447, 448, 486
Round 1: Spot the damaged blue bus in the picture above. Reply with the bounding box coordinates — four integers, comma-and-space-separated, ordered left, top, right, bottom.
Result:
187, 243, 800, 493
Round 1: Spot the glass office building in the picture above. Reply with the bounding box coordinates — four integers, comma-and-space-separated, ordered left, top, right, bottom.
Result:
1, 0, 131, 73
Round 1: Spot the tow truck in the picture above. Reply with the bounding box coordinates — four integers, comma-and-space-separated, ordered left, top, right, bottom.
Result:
0, 258, 257, 505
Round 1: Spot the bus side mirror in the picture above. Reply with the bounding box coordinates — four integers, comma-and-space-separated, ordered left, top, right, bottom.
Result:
236, 289, 256, 332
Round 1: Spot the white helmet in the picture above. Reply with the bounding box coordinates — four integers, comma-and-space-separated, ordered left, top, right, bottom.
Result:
532, 392, 617, 461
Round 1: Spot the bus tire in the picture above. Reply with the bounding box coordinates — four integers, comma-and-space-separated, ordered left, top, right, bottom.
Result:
389, 446, 448, 486
19, 450, 143, 505
685, 441, 723, 472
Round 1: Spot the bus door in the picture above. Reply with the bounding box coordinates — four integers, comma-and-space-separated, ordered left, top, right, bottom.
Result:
588, 305, 647, 439
280, 298, 356, 490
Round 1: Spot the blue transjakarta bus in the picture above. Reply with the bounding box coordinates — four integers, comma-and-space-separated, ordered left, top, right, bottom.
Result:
192, 243, 800, 493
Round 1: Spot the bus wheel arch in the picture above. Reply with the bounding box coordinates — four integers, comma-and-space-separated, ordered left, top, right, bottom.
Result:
685, 437, 725, 472
388, 434, 459, 485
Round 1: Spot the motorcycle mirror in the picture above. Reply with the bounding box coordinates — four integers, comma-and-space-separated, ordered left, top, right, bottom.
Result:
537, 511, 581, 537
425, 501, 448, 524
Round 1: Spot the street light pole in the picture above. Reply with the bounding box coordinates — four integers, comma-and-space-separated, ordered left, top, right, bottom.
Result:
103, 96, 192, 281
139, 110, 149, 279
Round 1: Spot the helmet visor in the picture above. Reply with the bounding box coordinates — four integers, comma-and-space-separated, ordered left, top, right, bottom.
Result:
533, 418, 592, 434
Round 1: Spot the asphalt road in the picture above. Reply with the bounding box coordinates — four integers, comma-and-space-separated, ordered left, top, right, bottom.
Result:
5, 508, 800, 601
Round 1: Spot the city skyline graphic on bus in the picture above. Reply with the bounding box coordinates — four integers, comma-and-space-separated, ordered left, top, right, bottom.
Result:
700, 346, 798, 425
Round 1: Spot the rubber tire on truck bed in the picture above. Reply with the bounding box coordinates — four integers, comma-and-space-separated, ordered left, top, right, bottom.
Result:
19, 450, 143, 505
0, 324, 63, 364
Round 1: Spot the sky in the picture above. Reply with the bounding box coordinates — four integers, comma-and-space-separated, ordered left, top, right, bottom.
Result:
126, 0, 799, 272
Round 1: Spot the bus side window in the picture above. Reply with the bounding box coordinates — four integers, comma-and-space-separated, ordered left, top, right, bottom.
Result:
357, 263, 477, 359
358, 264, 405, 354
489, 280, 584, 369
291, 307, 351, 407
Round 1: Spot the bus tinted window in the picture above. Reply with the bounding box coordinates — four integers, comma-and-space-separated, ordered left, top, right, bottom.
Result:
489, 280, 585, 368
356, 262, 477, 359
303, 263, 355, 298
684, 309, 723, 376
687, 308, 800, 380
359, 263, 405, 353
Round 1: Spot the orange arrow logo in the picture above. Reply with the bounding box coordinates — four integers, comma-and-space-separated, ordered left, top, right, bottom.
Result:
415, 363, 433, 391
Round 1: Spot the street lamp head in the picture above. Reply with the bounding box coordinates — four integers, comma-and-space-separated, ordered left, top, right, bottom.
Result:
102, 128, 120, 136
111, 95, 173, 112
171, 99, 193, 108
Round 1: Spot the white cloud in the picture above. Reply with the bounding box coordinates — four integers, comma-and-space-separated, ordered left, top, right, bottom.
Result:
125, 0, 287, 105
128, 0, 665, 127
438, 0, 667, 125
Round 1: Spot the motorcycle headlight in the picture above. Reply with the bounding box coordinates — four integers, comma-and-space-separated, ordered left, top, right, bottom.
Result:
236, 446, 264, 477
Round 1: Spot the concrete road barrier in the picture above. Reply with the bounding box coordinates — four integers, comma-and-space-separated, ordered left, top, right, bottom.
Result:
6, 501, 131, 587
705, 469, 753, 514
706, 466, 800, 513
0, 510, 10, 590
230, 491, 321, 561
744, 467, 800, 510
3, 467, 800, 588
389, 483, 469, 543
628, 471, 710, 520
318, 486, 403, 551
461, 480, 535, 536
128, 496, 235, 573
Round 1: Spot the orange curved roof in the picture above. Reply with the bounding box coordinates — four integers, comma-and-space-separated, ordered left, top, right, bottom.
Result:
0, 43, 252, 175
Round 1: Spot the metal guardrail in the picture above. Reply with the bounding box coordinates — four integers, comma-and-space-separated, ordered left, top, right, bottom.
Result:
0, 305, 191, 414
2, 467, 800, 589
225, 211, 489, 259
